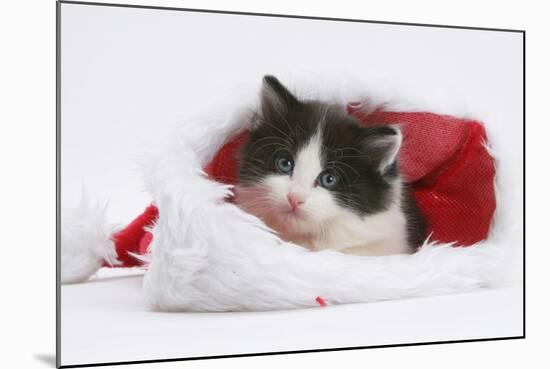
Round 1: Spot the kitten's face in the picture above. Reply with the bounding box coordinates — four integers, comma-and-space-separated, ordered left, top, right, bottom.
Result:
236, 76, 402, 237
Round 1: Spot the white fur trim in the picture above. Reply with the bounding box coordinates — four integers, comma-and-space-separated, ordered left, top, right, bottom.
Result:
140, 86, 514, 311
61, 195, 120, 284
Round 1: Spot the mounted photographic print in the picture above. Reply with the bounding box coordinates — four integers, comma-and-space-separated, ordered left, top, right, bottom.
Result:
57, 1, 525, 367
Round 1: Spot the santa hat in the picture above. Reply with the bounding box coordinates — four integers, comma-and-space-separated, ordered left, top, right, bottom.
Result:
61, 101, 500, 311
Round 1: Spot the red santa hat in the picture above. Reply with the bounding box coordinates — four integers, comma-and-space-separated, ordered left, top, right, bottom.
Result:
63, 103, 495, 280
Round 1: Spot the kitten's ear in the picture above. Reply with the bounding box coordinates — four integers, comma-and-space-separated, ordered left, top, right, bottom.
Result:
260, 75, 301, 117
361, 126, 403, 173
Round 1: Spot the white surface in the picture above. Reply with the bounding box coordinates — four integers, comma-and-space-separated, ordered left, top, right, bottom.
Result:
58, 2, 523, 367
62, 268, 523, 365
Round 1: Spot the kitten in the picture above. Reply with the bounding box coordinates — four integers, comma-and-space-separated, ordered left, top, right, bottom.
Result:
234, 76, 426, 256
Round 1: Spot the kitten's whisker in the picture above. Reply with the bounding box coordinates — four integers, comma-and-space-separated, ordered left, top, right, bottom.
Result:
335, 161, 361, 176
339, 146, 363, 154
250, 142, 289, 156
257, 118, 295, 146
270, 103, 294, 133
246, 135, 288, 152
328, 164, 354, 185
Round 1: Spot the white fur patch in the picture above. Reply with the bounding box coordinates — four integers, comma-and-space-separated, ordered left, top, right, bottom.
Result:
291, 129, 323, 196
61, 196, 120, 284
377, 126, 403, 172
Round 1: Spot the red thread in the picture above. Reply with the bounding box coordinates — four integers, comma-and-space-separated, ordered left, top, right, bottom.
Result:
105, 204, 159, 268
316, 296, 327, 307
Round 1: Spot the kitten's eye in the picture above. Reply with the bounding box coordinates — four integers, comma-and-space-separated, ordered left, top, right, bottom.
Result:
276, 157, 293, 174
319, 172, 338, 189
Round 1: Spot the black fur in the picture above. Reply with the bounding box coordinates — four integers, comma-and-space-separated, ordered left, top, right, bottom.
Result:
238, 75, 426, 249
401, 184, 428, 248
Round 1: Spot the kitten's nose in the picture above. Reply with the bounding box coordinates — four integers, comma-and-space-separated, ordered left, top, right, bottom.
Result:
287, 193, 305, 210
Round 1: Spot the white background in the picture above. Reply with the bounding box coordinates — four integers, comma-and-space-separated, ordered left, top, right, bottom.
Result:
58, 2, 524, 366
60, 2, 524, 225
1, 1, 548, 369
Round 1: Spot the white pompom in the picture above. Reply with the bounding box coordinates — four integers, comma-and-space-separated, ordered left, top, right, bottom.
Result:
61, 195, 119, 284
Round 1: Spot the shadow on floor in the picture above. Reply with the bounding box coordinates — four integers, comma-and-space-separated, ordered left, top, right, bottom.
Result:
84, 274, 145, 284
33, 353, 56, 367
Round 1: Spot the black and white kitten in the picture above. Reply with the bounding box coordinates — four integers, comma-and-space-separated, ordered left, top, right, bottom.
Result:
234, 76, 426, 255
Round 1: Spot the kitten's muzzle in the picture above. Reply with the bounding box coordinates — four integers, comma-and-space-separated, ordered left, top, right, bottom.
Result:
287, 193, 305, 212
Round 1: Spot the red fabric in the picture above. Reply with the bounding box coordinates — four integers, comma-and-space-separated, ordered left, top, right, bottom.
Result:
346, 107, 496, 245
105, 204, 159, 268
107, 106, 496, 267
204, 132, 249, 185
